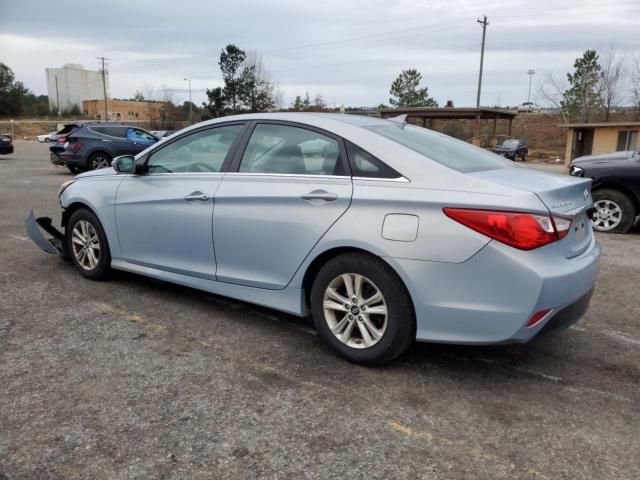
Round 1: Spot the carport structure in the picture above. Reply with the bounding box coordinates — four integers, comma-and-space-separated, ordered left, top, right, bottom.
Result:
379, 107, 518, 146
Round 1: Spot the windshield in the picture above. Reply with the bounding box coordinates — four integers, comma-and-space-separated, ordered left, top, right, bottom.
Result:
366, 124, 516, 173
501, 139, 520, 147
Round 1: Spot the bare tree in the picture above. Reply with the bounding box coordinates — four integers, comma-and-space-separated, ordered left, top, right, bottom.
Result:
630, 55, 640, 120
598, 45, 625, 120
537, 72, 569, 123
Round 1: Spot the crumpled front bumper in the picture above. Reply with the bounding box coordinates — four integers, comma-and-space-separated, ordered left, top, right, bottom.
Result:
25, 210, 65, 255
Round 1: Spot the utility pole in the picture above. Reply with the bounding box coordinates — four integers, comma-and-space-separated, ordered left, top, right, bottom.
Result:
527, 69, 536, 103
476, 15, 489, 108
55, 76, 60, 118
97, 57, 110, 122
184, 78, 192, 124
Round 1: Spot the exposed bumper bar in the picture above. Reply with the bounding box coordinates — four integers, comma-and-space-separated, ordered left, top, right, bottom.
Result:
25, 210, 65, 255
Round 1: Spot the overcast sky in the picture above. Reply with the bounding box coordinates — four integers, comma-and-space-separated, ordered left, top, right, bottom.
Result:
1, 0, 639, 108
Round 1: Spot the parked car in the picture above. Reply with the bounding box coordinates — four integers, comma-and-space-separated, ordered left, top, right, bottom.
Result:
26, 113, 600, 365
50, 124, 158, 173
493, 138, 528, 161
37, 132, 57, 143
151, 130, 176, 139
569, 150, 640, 233
0, 134, 14, 155
517, 102, 541, 113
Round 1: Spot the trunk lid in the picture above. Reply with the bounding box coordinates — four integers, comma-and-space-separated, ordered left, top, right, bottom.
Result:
470, 167, 592, 215
469, 167, 594, 258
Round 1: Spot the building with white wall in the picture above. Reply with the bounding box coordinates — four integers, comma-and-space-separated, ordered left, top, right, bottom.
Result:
45, 64, 108, 113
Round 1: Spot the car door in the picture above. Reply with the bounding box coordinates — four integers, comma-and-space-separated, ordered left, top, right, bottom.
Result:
115, 123, 246, 279
213, 122, 353, 290
127, 128, 158, 154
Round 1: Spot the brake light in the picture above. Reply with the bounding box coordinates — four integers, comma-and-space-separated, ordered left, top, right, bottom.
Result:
443, 208, 572, 250
69, 141, 81, 152
58, 136, 67, 143
1, 136, 11, 143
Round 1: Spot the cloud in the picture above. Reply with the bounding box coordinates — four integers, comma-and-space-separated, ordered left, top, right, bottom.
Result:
1, 0, 638, 107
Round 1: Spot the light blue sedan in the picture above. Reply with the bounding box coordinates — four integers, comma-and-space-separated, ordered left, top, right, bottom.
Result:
26, 113, 600, 365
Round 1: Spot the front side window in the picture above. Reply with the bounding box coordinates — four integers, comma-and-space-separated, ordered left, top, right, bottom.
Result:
147, 124, 243, 173
367, 124, 516, 173
128, 128, 157, 143
239, 124, 343, 175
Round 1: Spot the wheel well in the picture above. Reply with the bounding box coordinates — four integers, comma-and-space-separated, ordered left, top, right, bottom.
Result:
592, 182, 640, 213
301, 247, 416, 321
62, 202, 98, 230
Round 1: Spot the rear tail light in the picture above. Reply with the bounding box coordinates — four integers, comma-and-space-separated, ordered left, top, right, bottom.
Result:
1, 136, 11, 143
70, 141, 81, 153
443, 208, 572, 250
57, 136, 67, 143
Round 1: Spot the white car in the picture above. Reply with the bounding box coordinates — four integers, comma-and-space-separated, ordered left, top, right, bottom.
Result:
37, 132, 56, 143
516, 102, 541, 113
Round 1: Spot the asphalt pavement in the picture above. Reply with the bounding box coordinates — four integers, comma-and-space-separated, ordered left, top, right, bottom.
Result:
1, 142, 639, 479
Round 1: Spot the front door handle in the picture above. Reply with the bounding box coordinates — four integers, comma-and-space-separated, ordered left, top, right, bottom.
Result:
301, 189, 338, 202
184, 191, 210, 202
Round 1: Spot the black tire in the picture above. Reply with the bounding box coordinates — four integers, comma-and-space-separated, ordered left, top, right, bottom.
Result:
520, 152, 527, 161
88, 151, 112, 170
66, 209, 111, 280
67, 165, 81, 174
44, 138, 50, 143
591, 189, 636, 234
310, 252, 415, 366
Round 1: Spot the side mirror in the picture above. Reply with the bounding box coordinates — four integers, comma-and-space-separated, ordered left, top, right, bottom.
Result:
113, 155, 136, 174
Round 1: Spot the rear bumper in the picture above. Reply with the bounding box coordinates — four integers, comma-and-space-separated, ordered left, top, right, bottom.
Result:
0, 144, 14, 154
388, 236, 601, 345
25, 210, 65, 255
50, 152, 65, 165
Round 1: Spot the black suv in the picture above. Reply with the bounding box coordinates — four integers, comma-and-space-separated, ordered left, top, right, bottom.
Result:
570, 150, 640, 233
50, 124, 158, 173
492, 138, 528, 161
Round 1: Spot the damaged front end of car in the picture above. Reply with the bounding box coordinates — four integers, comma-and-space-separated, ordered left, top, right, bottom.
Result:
25, 210, 66, 256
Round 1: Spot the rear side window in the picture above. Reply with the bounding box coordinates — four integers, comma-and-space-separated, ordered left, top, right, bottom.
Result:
239, 124, 344, 176
366, 124, 516, 173
89, 126, 128, 138
346, 141, 402, 179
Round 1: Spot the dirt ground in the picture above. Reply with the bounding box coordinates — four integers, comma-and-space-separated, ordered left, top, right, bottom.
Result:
1, 142, 639, 479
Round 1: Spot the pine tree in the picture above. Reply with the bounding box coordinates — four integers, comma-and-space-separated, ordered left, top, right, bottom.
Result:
389, 69, 438, 107
561, 50, 602, 122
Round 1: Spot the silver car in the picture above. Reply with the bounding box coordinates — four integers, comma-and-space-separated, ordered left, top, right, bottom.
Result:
26, 113, 600, 365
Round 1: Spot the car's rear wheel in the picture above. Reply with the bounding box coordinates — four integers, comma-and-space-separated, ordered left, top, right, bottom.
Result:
310, 252, 415, 366
591, 189, 636, 233
88, 152, 112, 170
67, 209, 111, 280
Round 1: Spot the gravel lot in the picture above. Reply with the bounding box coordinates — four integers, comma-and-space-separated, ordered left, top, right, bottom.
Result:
1, 142, 639, 480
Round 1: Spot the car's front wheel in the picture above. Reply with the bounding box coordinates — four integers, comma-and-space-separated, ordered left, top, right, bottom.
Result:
310, 253, 415, 366
591, 189, 636, 233
66, 209, 111, 280
88, 152, 112, 170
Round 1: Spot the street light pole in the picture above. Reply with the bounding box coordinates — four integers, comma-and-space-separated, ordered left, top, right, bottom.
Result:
184, 78, 192, 124
527, 69, 536, 103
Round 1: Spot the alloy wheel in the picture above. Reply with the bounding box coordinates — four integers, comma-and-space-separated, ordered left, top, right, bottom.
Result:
322, 273, 388, 349
71, 220, 100, 270
592, 199, 622, 231
91, 154, 110, 169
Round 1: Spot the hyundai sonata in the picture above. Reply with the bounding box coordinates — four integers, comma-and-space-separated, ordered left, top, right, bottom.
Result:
26, 113, 600, 365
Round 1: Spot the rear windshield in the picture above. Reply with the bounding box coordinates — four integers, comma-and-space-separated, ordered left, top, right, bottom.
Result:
501, 139, 520, 147
366, 124, 516, 173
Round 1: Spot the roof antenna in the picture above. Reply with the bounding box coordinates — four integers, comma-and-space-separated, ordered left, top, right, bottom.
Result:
387, 114, 408, 129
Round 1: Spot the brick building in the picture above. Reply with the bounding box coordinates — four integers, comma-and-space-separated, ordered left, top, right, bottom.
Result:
82, 99, 165, 122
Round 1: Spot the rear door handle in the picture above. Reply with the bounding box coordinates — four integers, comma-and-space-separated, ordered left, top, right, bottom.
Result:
301, 189, 338, 202
184, 191, 210, 202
